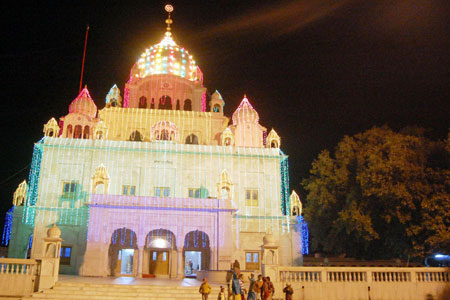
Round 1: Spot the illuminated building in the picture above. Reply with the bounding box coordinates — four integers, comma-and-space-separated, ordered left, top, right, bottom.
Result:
4, 5, 306, 277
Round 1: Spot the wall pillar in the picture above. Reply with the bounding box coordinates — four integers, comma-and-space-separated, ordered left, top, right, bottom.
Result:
177, 249, 184, 279
137, 247, 144, 278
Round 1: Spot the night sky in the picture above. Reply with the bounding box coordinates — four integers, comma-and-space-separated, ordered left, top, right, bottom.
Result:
1, 0, 449, 230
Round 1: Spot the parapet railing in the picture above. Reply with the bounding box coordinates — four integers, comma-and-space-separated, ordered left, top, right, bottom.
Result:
0, 258, 39, 296
278, 266, 450, 283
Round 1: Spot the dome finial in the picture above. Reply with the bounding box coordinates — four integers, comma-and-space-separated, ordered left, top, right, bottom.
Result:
164, 4, 174, 37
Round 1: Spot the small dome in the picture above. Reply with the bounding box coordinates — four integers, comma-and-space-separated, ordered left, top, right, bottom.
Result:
263, 233, 276, 246
47, 224, 61, 239
69, 87, 97, 118
232, 95, 259, 125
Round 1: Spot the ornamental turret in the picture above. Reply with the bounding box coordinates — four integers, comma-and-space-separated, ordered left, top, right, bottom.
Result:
231, 95, 266, 148
43, 118, 60, 137
210, 90, 225, 114
13, 180, 27, 206
105, 84, 122, 108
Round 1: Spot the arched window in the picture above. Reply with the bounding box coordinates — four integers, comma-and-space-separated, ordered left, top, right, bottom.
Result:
184, 99, 192, 111
110, 98, 118, 107
176, 99, 180, 110
159, 96, 172, 110
185, 134, 199, 145
83, 126, 90, 139
48, 130, 54, 137
225, 138, 231, 146
130, 130, 143, 142
74, 125, 83, 139
66, 125, 73, 138
150, 98, 155, 109
271, 141, 278, 148
139, 96, 147, 108
213, 104, 221, 113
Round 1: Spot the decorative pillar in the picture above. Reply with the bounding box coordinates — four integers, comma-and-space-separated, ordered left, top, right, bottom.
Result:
38, 224, 62, 291
261, 233, 279, 282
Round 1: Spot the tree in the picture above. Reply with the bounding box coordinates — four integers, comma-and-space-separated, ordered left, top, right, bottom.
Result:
303, 126, 450, 259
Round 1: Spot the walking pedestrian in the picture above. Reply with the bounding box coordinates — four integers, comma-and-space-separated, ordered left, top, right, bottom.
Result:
199, 277, 212, 300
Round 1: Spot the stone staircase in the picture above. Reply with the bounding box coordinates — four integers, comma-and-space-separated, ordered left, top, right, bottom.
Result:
22, 281, 222, 300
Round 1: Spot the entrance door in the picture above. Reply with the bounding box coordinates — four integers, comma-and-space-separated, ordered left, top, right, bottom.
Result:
116, 249, 135, 275
149, 250, 169, 275
185, 251, 202, 276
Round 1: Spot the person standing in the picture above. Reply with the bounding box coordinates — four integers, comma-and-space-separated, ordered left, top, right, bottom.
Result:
217, 286, 225, 300
231, 271, 242, 300
247, 273, 256, 300
267, 277, 274, 300
239, 273, 246, 300
233, 259, 241, 275
262, 277, 274, 300
199, 278, 212, 300
282, 283, 294, 300
254, 275, 263, 300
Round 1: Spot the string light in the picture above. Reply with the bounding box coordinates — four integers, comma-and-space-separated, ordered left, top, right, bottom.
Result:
280, 150, 290, 215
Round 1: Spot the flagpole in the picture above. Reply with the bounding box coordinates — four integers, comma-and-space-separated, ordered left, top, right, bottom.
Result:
79, 25, 90, 93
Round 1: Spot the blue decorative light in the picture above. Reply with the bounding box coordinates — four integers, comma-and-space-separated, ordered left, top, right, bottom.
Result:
2, 206, 14, 246
297, 215, 309, 255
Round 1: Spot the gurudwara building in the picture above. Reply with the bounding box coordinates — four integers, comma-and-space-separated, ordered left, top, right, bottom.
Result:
2, 6, 308, 278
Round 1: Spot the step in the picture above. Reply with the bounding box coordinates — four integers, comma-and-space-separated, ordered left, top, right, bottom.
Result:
23, 280, 224, 300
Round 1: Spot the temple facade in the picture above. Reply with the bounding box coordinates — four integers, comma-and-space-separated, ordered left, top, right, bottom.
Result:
4, 6, 306, 278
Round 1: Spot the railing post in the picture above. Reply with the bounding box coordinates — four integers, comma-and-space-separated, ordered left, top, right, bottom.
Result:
367, 270, 372, 283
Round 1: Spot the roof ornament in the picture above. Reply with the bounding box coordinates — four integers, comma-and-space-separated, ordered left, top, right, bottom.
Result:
164, 4, 174, 37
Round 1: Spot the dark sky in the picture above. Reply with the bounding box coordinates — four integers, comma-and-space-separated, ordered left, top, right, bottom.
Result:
1, 0, 449, 229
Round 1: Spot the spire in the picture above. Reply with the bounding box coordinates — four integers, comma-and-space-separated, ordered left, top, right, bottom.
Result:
164, 4, 174, 37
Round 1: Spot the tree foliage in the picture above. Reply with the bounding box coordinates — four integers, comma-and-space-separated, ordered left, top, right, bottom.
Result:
303, 126, 450, 259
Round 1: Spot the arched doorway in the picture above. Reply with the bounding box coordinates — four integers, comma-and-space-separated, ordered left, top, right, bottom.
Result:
183, 230, 210, 277
108, 228, 138, 276
145, 229, 176, 276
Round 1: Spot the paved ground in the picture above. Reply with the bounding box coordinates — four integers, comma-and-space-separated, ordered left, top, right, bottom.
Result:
58, 274, 222, 287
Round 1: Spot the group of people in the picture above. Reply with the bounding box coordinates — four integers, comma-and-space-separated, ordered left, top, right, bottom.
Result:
198, 259, 294, 300
231, 273, 275, 300
199, 274, 278, 300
